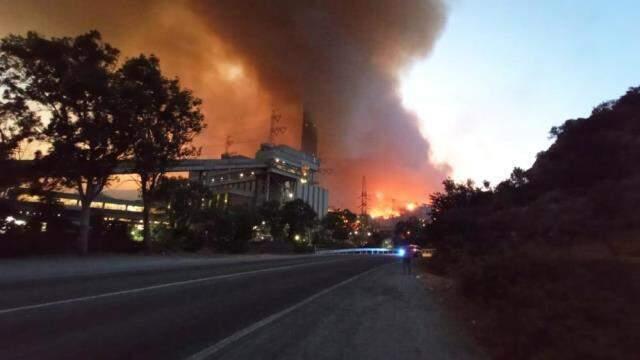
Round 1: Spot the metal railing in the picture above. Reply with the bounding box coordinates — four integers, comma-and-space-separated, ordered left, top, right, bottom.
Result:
315, 248, 399, 256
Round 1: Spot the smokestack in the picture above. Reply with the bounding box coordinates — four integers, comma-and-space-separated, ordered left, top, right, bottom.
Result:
301, 106, 318, 157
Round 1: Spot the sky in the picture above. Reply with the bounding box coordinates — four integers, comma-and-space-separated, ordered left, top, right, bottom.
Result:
401, 0, 640, 186
2, 0, 640, 212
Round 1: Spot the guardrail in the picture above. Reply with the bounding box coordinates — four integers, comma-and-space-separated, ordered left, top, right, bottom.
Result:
315, 248, 399, 256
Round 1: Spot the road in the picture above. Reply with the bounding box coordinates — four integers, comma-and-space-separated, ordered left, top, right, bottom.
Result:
0, 255, 480, 360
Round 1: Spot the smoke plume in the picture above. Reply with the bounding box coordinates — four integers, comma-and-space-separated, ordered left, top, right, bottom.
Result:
0, 0, 449, 210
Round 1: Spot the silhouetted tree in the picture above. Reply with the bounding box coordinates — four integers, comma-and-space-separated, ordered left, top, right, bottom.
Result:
117, 55, 204, 250
530, 87, 640, 191
257, 200, 284, 240
0, 31, 129, 254
395, 216, 426, 246
281, 199, 317, 242
153, 177, 213, 232
0, 47, 41, 189
321, 208, 357, 242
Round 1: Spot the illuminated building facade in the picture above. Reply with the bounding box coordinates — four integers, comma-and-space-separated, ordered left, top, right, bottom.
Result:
189, 143, 329, 217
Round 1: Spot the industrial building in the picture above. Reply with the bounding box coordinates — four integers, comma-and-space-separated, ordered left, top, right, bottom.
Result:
188, 143, 329, 217
6, 109, 329, 218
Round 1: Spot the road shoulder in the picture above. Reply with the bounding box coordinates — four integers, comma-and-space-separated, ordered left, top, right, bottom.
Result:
211, 261, 483, 360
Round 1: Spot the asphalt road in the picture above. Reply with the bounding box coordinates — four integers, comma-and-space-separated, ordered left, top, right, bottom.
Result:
0, 255, 396, 359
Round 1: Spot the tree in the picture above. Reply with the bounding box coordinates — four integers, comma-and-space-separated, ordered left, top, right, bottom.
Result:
257, 200, 285, 240
0, 96, 39, 161
321, 208, 357, 242
394, 216, 426, 246
153, 177, 213, 232
280, 199, 317, 242
0, 31, 129, 254
0, 47, 41, 189
117, 55, 204, 250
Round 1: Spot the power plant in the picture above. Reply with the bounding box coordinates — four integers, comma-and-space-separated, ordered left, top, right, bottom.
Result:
188, 107, 328, 217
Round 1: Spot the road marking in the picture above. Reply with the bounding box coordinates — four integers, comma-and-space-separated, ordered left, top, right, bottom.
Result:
186, 263, 387, 360
0, 258, 349, 316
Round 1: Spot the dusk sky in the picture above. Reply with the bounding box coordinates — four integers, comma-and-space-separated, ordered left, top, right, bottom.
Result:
402, 0, 640, 186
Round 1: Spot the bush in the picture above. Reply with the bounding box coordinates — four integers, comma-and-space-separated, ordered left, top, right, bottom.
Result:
457, 253, 640, 359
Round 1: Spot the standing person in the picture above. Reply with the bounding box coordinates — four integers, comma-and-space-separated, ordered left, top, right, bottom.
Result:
402, 247, 412, 275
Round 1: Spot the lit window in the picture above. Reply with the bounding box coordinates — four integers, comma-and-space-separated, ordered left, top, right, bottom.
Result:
103, 203, 127, 211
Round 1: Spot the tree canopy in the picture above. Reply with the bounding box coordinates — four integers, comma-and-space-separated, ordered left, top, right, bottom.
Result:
117, 54, 204, 249
0, 31, 130, 253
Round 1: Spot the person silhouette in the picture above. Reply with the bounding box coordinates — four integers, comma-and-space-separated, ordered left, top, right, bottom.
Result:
402, 247, 412, 275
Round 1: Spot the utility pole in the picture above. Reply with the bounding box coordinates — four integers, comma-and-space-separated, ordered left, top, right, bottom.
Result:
268, 109, 286, 145
360, 176, 368, 217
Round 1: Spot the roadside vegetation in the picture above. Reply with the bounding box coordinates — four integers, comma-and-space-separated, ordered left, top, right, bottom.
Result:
422, 87, 640, 359
0, 30, 386, 257
0, 30, 204, 254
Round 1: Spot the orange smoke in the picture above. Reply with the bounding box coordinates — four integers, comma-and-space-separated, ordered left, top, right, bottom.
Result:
0, 0, 450, 210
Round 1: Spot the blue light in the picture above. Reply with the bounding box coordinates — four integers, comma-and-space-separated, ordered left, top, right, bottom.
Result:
397, 248, 406, 257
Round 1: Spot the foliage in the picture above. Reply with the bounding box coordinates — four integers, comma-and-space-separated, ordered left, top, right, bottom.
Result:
0, 72, 40, 188
394, 216, 427, 246
321, 208, 357, 242
117, 54, 205, 249
280, 199, 317, 242
531, 86, 640, 192
257, 200, 285, 240
0, 31, 130, 254
153, 176, 213, 231
459, 254, 639, 360
0, 31, 207, 254
425, 86, 640, 359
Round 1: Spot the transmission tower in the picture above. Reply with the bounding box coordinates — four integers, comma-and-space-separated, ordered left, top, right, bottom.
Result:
268, 109, 287, 144
360, 176, 369, 216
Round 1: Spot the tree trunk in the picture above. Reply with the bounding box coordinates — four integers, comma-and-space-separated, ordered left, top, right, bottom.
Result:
78, 201, 91, 255
142, 200, 151, 251
141, 177, 152, 252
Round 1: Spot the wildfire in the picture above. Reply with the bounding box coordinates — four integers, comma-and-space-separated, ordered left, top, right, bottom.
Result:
369, 207, 400, 219
369, 199, 422, 219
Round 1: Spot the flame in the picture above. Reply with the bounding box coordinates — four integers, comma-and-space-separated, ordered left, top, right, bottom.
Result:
370, 207, 400, 219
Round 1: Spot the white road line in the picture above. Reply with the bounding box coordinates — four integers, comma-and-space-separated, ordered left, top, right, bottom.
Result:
0, 258, 348, 316
185, 263, 387, 360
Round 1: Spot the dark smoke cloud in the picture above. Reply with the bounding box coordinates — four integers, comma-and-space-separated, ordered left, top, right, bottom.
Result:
0, 0, 449, 210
